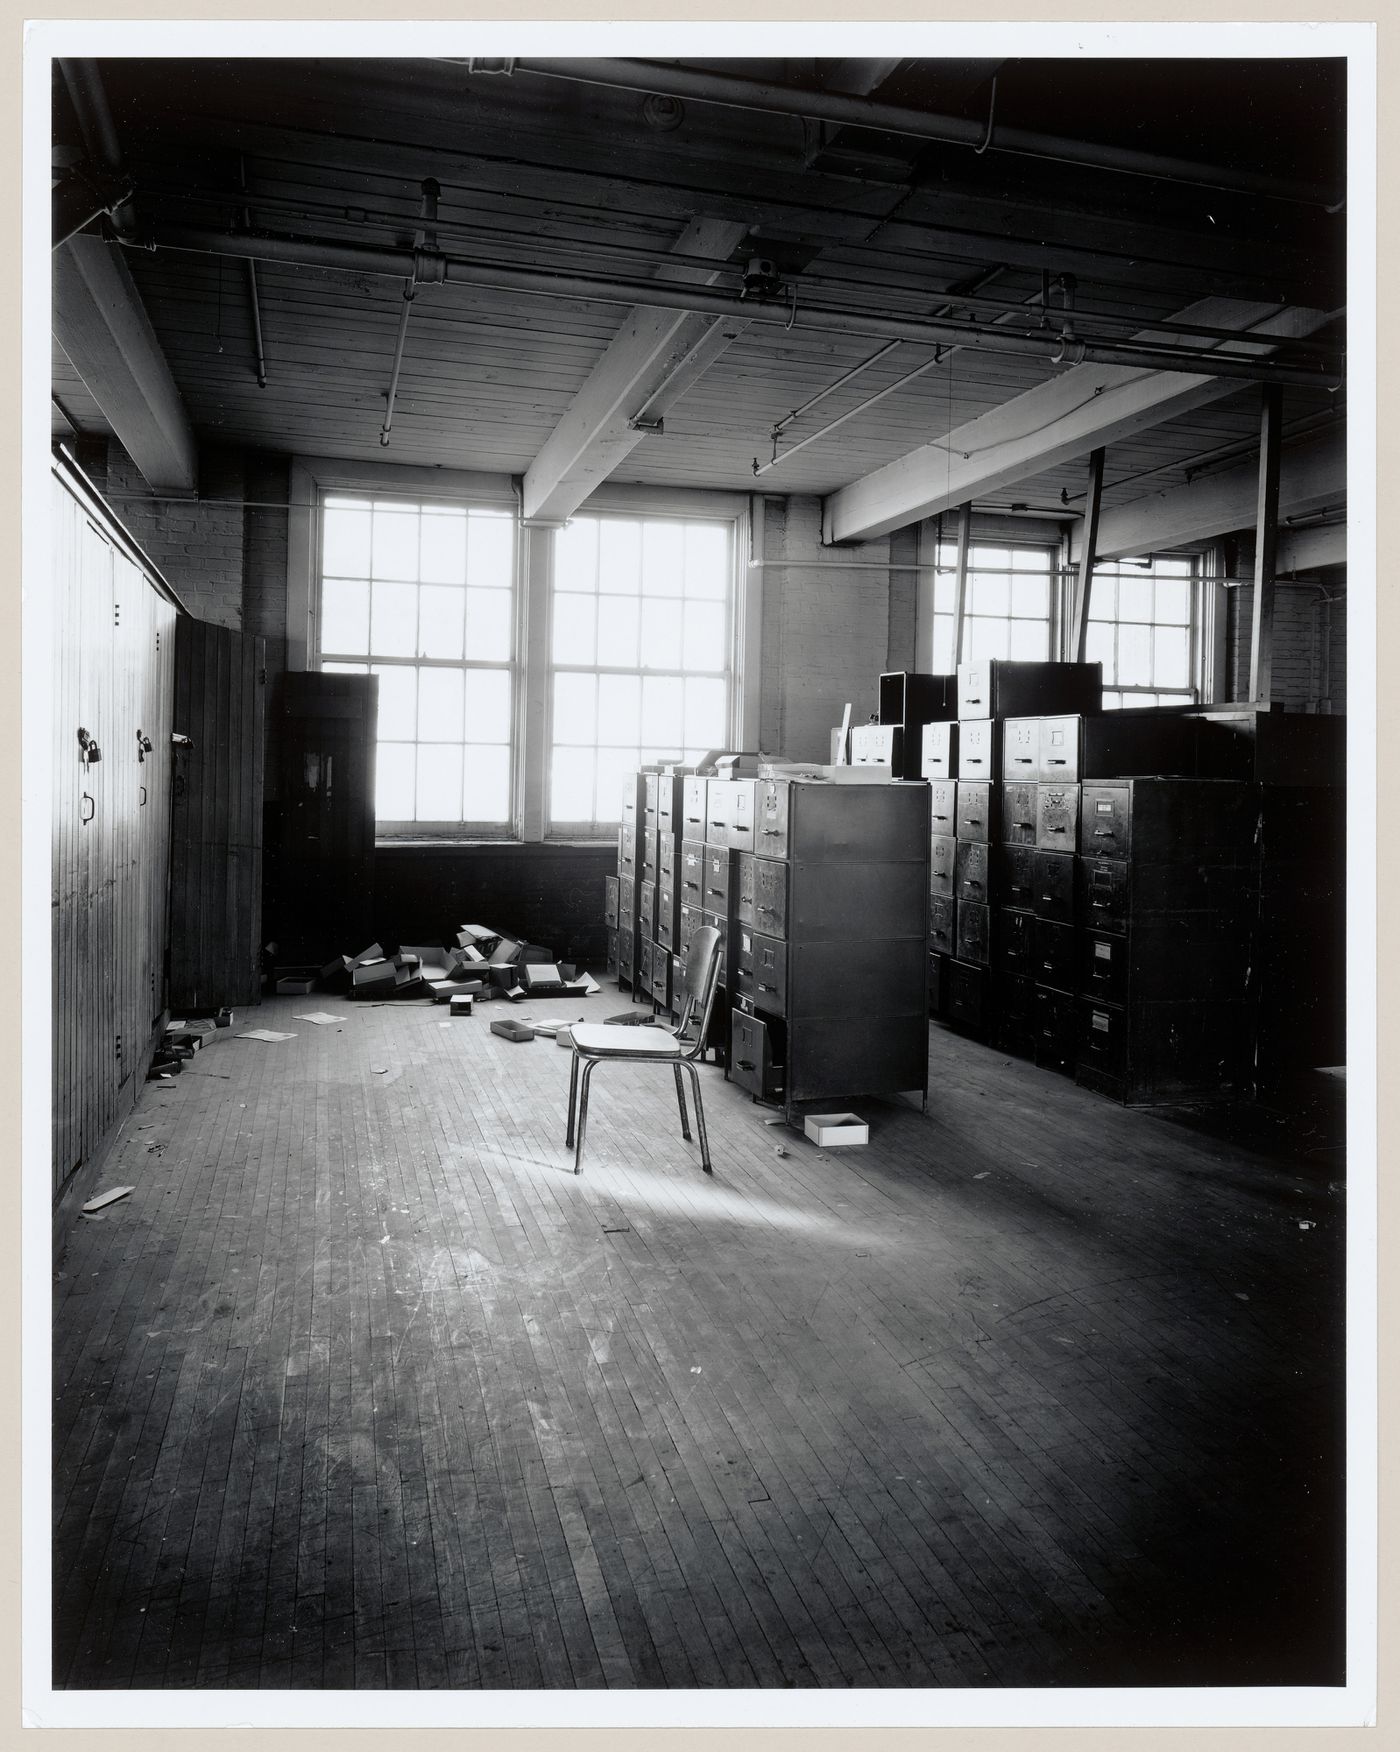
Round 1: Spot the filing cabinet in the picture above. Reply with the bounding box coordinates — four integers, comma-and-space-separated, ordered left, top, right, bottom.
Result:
1003, 717, 1040, 779
957, 717, 999, 781
620, 772, 646, 824
706, 778, 756, 850
851, 723, 919, 779
930, 834, 956, 898
604, 874, 619, 928
733, 928, 787, 1013
1034, 987, 1076, 1074
729, 1007, 785, 1103
997, 905, 1035, 976
1075, 994, 1253, 1105
956, 659, 1102, 721
921, 720, 959, 783
955, 781, 994, 843
681, 776, 708, 838
955, 899, 991, 966
1032, 850, 1075, 925
1033, 918, 1075, 992
1080, 785, 1132, 857
1035, 783, 1080, 853
928, 778, 957, 834
947, 959, 992, 1037
879, 669, 958, 728
1001, 782, 1038, 847
638, 879, 656, 940
649, 773, 686, 835
954, 838, 991, 905
929, 894, 955, 957
1078, 856, 1128, 933
679, 838, 706, 904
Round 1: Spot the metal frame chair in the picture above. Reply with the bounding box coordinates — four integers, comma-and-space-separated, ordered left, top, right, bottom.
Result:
565, 925, 723, 1176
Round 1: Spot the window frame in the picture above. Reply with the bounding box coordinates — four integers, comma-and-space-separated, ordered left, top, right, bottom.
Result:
544, 507, 741, 837
1080, 552, 1204, 708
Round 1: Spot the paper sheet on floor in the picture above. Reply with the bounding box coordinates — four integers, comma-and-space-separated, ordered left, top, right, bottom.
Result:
237, 1028, 298, 1043
293, 1012, 343, 1025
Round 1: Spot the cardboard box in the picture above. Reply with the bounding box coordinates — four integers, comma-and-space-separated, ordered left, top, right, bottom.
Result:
490, 1016, 534, 1042
449, 993, 475, 1016
803, 1112, 869, 1147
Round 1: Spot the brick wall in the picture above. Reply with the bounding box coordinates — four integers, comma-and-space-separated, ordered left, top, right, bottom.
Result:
1226, 579, 1347, 712
757, 495, 893, 763
104, 440, 246, 628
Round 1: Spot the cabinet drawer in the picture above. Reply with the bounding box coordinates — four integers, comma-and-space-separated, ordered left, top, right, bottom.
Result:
703, 845, 731, 911
638, 936, 654, 988
1035, 783, 1080, 853
1078, 928, 1127, 1006
656, 775, 685, 835
921, 720, 958, 782
851, 723, 903, 770
604, 874, 619, 928
726, 779, 757, 852
606, 928, 619, 978
618, 823, 637, 871
997, 970, 1036, 1031
1039, 715, 1081, 781
658, 830, 680, 883
643, 772, 661, 831
947, 959, 992, 1035
928, 778, 957, 834
618, 873, 636, 926
930, 833, 957, 898
679, 838, 706, 903
955, 838, 991, 904
955, 900, 991, 966
753, 855, 789, 939
1078, 856, 1128, 934
1003, 717, 1041, 780
1001, 781, 1038, 847
734, 852, 756, 927
681, 776, 709, 838
1032, 918, 1075, 991
1035, 987, 1076, 1073
704, 780, 732, 845
641, 828, 659, 883
957, 661, 995, 718
656, 884, 677, 951
957, 717, 999, 781
733, 928, 787, 1015
618, 928, 635, 978
1076, 996, 1128, 1080
638, 879, 656, 939
1032, 850, 1075, 924
650, 948, 671, 1008
755, 778, 790, 859
997, 905, 1035, 975
620, 774, 642, 823
730, 1008, 785, 1101
1000, 843, 1036, 910
929, 894, 956, 956
1080, 784, 1131, 857
955, 780, 993, 843
678, 901, 705, 956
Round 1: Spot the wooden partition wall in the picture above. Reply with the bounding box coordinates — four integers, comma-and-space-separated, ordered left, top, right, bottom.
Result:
51, 460, 178, 1195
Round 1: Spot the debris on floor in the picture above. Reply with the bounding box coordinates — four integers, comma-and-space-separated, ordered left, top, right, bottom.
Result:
81, 1185, 133, 1213
490, 1017, 536, 1043
293, 1011, 344, 1026
237, 1028, 298, 1044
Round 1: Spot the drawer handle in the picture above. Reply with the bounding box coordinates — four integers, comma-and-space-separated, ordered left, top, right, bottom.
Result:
737, 1058, 755, 1071
1046, 758, 1068, 766
1093, 829, 1116, 838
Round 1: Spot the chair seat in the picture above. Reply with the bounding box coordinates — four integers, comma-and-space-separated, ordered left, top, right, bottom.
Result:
569, 1024, 682, 1057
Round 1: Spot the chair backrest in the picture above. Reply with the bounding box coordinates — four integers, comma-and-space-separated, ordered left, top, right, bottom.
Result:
675, 924, 722, 1049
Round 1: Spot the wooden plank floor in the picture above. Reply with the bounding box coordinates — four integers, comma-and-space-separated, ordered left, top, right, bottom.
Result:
52, 986, 1347, 1690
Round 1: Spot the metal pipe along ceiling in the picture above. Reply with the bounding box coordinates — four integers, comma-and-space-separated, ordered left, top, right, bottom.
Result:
135, 224, 1344, 391
497, 58, 1343, 210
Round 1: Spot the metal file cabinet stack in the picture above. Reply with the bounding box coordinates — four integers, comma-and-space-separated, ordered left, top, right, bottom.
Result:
613, 771, 647, 991
1074, 776, 1258, 1103
932, 659, 1103, 1050
850, 670, 958, 779
642, 772, 689, 1013
728, 778, 931, 1121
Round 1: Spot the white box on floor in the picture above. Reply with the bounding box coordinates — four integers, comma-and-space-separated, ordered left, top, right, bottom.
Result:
803, 1112, 868, 1147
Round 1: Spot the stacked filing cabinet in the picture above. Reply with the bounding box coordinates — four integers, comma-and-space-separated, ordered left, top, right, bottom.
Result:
700, 776, 754, 1051
851, 670, 957, 779
943, 659, 1103, 1046
1074, 777, 1257, 1103
645, 772, 688, 1014
729, 778, 930, 1120
614, 771, 647, 992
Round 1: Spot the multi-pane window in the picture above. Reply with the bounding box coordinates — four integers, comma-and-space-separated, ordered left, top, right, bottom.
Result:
931, 543, 1054, 670
1085, 556, 1197, 709
549, 514, 732, 829
317, 494, 515, 827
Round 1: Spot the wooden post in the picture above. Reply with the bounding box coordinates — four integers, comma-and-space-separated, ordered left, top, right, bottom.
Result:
1070, 446, 1105, 664
1249, 383, 1283, 703
951, 501, 972, 666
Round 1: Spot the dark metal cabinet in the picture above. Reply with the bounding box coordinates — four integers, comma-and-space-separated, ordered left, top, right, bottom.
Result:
1033, 918, 1075, 992
997, 906, 1035, 976
955, 781, 994, 843
957, 659, 1102, 721
947, 959, 992, 1036
996, 972, 1036, 1055
879, 670, 957, 728
730, 1008, 785, 1102
733, 928, 787, 1013
928, 779, 957, 834
921, 720, 959, 783
1035, 988, 1076, 1073
1001, 782, 1038, 847
1036, 783, 1080, 853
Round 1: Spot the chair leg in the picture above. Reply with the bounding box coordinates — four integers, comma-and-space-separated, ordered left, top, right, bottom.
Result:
684, 1060, 712, 1174
574, 1057, 598, 1175
565, 1050, 580, 1147
673, 1062, 692, 1140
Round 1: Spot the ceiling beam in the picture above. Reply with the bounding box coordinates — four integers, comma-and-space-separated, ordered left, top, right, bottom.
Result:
522, 218, 750, 523
1088, 425, 1345, 560
821, 301, 1334, 544
1276, 522, 1346, 574
53, 235, 197, 494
